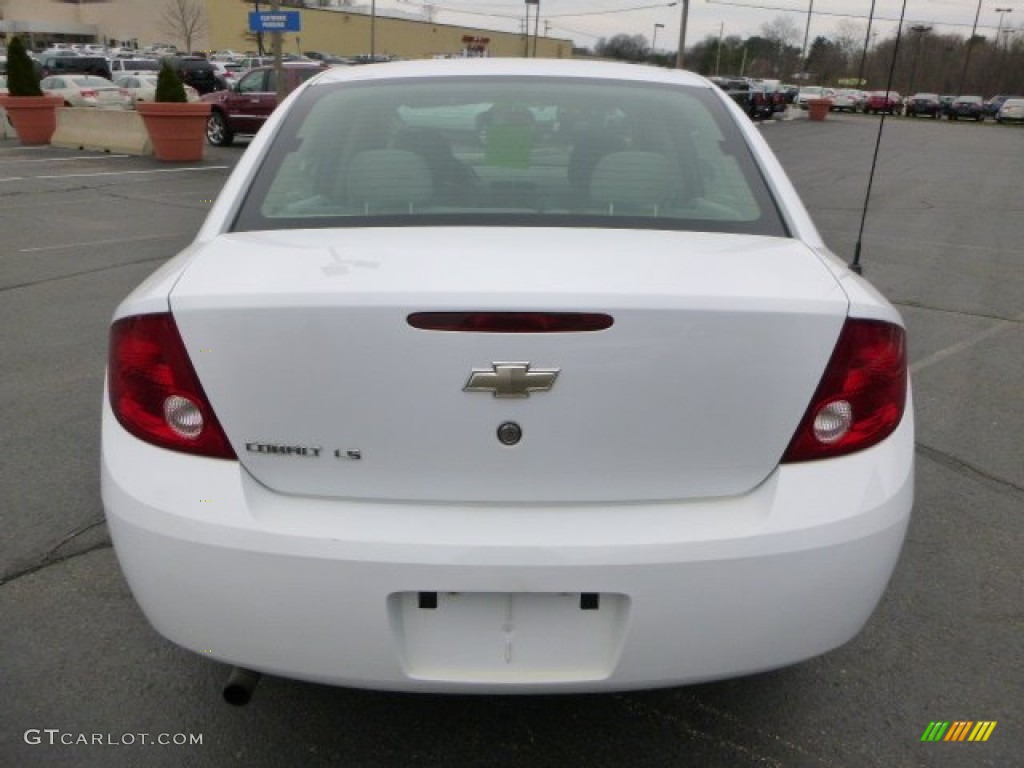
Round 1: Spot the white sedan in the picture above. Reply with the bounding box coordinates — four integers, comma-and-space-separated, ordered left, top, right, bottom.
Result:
102, 59, 913, 702
39, 75, 132, 108
113, 74, 200, 105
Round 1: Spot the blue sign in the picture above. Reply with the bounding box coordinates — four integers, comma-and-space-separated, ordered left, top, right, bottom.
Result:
249, 11, 301, 33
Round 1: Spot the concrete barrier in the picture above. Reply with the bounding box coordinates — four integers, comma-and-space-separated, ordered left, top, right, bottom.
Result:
50, 107, 153, 155
1, 107, 20, 140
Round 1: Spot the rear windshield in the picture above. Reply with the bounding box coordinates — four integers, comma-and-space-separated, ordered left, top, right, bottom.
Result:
121, 59, 160, 71
233, 76, 787, 237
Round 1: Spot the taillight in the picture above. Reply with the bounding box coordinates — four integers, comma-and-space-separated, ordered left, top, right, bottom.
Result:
782, 319, 907, 462
108, 313, 236, 459
80, 89, 97, 98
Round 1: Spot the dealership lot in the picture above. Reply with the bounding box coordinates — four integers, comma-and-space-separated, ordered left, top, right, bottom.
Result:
1, 115, 1021, 767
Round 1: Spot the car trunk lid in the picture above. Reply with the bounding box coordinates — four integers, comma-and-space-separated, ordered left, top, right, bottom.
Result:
169, 227, 848, 502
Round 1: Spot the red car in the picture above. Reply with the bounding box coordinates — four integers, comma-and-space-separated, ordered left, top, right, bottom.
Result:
863, 91, 902, 115
202, 63, 327, 146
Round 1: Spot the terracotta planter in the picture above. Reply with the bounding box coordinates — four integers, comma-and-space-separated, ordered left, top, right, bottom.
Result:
807, 99, 831, 122
136, 102, 212, 162
0, 95, 64, 145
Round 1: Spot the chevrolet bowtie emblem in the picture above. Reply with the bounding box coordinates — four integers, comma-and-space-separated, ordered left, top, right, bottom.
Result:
463, 362, 560, 398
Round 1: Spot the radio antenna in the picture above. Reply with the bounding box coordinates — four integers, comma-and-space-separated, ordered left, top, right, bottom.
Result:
850, 0, 909, 275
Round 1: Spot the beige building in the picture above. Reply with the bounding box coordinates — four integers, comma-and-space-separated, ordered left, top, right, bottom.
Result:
0, 0, 572, 60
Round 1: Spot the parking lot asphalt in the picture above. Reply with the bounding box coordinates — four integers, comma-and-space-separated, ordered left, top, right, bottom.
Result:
1, 114, 1022, 767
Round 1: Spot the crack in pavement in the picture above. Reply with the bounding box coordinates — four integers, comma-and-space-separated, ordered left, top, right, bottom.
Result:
0, 254, 169, 294
0, 519, 111, 588
916, 442, 1024, 498
2, 445, 1017, 590
892, 300, 1024, 325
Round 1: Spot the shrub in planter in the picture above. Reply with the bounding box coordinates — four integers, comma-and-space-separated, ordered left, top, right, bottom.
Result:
6, 36, 43, 97
136, 64, 211, 161
1, 36, 64, 145
155, 63, 189, 103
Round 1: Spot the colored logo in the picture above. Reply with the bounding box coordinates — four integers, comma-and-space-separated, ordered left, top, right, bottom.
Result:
921, 721, 997, 742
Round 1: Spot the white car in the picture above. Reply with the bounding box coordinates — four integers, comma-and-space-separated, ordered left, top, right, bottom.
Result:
114, 74, 200, 105
40, 75, 132, 108
102, 59, 914, 701
795, 85, 835, 108
995, 98, 1024, 123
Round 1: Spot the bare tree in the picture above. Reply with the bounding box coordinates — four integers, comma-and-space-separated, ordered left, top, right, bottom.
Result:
161, 0, 207, 54
759, 16, 801, 77
833, 20, 867, 68
760, 16, 801, 50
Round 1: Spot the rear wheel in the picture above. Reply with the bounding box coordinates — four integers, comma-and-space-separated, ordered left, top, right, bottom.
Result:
206, 111, 234, 147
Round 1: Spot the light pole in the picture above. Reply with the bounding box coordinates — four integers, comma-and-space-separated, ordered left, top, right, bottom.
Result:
907, 24, 931, 96
995, 8, 1013, 48
652, 23, 664, 56
715, 21, 724, 75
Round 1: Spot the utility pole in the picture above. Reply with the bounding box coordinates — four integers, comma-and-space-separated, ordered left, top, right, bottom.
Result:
855, 0, 877, 89
801, 0, 815, 76
958, 0, 984, 96
524, 0, 537, 57
675, 0, 689, 69
533, 0, 541, 57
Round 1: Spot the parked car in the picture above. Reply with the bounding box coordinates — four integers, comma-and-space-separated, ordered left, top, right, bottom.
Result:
709, 77, 780, 120
904, 93, 942, 118
947, 95, 985, 121
235, 56, 273, 71
38, 54, 112, 81
862, 91, 902, 114
210, 60, 244, 90
40, 74, 132, 108
983, 94, 1023, 117
709, 75, 751, 108
750, 79, 788, 115
795, 85, 835, 109
829, 89, 864, 112
108, 57, 161, 79
163, 55, 219, 95
201, 62, 326, 145
114, 74, 200, 105
995, 97, 1024, 124
103, 59, 913, 700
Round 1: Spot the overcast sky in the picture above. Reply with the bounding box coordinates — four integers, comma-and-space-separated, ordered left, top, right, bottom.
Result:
373, 0, 1021, 53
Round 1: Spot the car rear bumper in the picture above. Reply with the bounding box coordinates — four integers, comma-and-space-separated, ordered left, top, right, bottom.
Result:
101, 396, 914, 693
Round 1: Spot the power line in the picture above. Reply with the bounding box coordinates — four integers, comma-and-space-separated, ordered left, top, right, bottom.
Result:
704, 0, 1006, 33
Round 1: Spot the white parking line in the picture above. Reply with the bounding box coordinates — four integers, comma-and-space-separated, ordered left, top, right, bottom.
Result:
910, 313, 1024, 374
19, 233, 182, 254
0, 155, 130, 165
0, 166, 228, 182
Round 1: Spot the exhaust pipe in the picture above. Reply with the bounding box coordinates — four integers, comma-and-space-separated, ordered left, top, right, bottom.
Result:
223, 667, 261, 706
